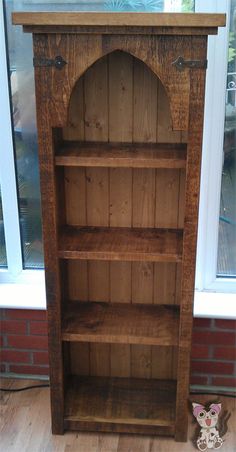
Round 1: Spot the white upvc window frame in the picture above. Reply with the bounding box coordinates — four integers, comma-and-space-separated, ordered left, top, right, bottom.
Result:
0, 0, 235, 316
194, 0, 236, 319
0, 0, 46, 308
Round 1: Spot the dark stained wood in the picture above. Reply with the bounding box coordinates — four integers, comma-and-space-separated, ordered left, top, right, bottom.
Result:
22, 25, 219, 36
12, 12, 226, 28
55, 142, 187, 169
175, 36, 208, 442
62, 302, 179, 346
32, 37, 64, 435
64, 376, 176, 435
15, 11, 225, 442
27, 33, 194, 131
58, 226, 183, 262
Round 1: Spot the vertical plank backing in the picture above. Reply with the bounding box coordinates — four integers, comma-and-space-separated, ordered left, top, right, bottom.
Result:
175, 36, 207, 442
154, 78, 182, 380
62, 72, 90, 377
62, 77, 84, 141
131, 58, 157, 379
84, 55, 110, 377
109, 51, 133, 378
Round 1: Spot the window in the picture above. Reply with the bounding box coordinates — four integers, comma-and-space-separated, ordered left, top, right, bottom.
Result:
0, 187, 7, 268
0, 0, 235, 315
217, 0, 236, 278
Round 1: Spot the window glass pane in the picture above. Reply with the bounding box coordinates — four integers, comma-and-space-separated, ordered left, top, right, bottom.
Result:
217, 0, 236, 277
0, 186, 7, 268
4, 0, 195, 271
5, 0, 194, 13
4, 1, 43, 269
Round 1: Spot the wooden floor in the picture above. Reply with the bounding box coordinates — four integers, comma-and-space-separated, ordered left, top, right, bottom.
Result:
0, 378, 235, 452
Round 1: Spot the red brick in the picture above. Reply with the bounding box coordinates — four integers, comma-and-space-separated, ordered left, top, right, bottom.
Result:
214, 319, 236, 330
193, 318, 211, 328
192, 331, 235, 346
212, 377, 236, 388
190, 375, 208, 386
0, 310, 6, 320
0, 320, 27, 335
213, 347, 236, 361
6, 309, 46, 321
33, 351, 49, 365
30, 321, 48, 335
0, 335, 3, 347
191, 345, 209, 359
8, 335, 48, 350
0, 350, 30, 364
9, 364, 49, 376
0, 363, 6, 373
191, 361, 234, 375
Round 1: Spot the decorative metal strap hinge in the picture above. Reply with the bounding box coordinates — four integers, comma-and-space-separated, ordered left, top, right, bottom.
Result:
172, 56, 208, 72
33, 55, 67, 70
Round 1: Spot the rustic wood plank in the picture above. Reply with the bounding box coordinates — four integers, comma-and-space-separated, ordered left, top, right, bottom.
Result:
64, 376, 176, 434
32, 35, 64, 435
175, 36, 208, 442
55, 142, 186, 169
108, 50, 134, 378
84, 55, 110, 377
58, 226, 183, 262
1, 379, 235, 450
22, 25, 220, 36
62, 302, 179, 346
109, 51, 133, 142
12, 12, 226, 28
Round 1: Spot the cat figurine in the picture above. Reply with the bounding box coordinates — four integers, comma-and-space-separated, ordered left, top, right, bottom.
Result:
192, 402, 224, 451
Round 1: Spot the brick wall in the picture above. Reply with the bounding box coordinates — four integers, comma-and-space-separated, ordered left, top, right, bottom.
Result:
0, 309, 235, 388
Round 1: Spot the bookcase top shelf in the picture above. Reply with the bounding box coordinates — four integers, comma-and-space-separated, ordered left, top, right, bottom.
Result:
12, 12, 225, 36
12, 12, 225, 28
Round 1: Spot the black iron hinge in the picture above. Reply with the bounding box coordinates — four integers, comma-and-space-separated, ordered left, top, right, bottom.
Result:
33, 55, 67, 70
172, 56, 208, 72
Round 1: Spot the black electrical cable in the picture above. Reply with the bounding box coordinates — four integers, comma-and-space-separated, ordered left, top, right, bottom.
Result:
0, 383, 50, 392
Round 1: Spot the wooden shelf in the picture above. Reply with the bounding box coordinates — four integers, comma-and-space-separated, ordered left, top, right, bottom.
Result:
64, 376, 176, 435
55, 142, 187, 169
13, 12, 226, 29
58, 226, 183, 262
62, 302, 179, 346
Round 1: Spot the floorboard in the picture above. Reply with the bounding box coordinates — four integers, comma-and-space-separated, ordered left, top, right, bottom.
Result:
0, 378, 235, 452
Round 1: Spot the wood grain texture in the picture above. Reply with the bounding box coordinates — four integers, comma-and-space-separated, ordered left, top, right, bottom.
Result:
62, 302, 179, 346
55, 142, 186, 168
28, 18, 219, 440
22, 25, 220, 36
58, 226, 183, 262
1, 379, 235, 452
12, 12, 226, 28
175, 36, 208, 442
64, 375, 176, 435
32, 33, 194, 130
32, 35, 64, 435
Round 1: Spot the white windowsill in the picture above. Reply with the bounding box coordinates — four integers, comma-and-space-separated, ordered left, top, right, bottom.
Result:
194, 291, 236, 319
0, 276, 235, 318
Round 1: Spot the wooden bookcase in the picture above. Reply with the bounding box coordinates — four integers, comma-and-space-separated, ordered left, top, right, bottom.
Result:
13, 12, 225, 442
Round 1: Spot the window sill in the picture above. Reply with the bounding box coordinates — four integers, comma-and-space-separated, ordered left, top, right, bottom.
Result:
194, 291, 236, 319
0, 271, 46, 310
0, 275, 235, 318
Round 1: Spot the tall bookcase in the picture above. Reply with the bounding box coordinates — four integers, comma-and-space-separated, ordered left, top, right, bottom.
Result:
13, 12, 225, 442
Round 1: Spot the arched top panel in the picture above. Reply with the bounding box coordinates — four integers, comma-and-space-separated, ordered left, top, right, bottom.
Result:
63, 49, 184, 144
45, 33, 191, 130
